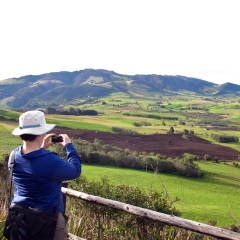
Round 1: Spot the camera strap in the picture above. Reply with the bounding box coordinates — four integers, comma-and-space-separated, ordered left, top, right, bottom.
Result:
8, 150, 16, 208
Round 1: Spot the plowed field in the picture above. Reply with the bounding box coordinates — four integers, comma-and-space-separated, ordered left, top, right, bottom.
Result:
54, 127, 240, 160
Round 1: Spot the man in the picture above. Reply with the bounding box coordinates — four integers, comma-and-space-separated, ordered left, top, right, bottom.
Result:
7, 110, 81, 240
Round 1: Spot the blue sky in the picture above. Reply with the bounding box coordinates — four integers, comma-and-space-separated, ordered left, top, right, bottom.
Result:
0, 0, 239, 85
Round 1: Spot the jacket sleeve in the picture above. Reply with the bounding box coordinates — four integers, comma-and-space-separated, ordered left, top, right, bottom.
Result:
51, 143, 81, 181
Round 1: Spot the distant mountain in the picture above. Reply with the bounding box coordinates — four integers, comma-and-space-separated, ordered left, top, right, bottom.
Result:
0, 69, 239, 109
215, 82, 240, 95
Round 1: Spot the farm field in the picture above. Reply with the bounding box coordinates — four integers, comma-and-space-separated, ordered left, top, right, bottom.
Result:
53, 127, 240, 160
81, 162, 240, 227
1, 99, 240, 228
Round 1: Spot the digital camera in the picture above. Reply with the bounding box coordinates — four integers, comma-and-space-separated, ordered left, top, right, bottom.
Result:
51, 135, 63, 142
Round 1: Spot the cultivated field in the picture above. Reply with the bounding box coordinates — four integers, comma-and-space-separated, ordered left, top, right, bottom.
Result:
1, 94, 240, 228
53, 127, 240, 160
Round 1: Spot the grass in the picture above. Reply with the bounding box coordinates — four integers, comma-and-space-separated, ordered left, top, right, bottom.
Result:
0, 121, 22, 157
0, 109, 20, 119
45, 115, 113, 132
0, 98, 240, 229
81, 162, 240, 227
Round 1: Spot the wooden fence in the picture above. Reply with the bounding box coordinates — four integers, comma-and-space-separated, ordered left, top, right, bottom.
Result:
62, 187, 240, 240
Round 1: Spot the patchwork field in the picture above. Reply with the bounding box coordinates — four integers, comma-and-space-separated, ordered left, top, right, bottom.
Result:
54, 127, 240, 160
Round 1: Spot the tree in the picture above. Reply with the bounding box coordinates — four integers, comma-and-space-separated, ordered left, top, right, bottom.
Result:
46, 106, 57, 114
204, 154, 212, 161
168, 127, 174, 134
183, 129, 189, 135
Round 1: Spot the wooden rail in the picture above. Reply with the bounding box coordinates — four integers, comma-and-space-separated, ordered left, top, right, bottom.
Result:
62, 187, 240, 240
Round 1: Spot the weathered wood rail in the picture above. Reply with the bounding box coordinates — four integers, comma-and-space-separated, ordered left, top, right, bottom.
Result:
62, 187, 240, 240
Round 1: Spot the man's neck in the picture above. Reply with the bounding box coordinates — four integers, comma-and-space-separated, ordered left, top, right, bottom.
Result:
22, 137, 43, 154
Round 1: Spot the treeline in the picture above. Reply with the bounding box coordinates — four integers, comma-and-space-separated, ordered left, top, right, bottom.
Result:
178, 112, 225, 126
112, 127, 140, 135
54, 138, 204, 178
133, 121, 152, 127
123, 113, 178, 120
211, 134, 239, 143
45, 107, 98, 116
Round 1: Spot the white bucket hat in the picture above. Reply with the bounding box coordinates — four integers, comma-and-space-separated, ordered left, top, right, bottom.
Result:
12, 110, 56, 136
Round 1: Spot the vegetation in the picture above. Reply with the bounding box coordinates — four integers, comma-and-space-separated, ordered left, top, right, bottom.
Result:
211, 133, 239, 143
1, 154, 240, 239
45, 106, 98, 116
112, 127, 140, 136
133, 121, 152, 127
1, 88, 240, 238
124, 112, 179, 121
53, 138, 204, 178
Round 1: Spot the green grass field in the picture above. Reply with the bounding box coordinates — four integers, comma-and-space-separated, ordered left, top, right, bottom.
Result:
0, 120, 22, 156
1, 102, 240, 228
81, 162, 240, 227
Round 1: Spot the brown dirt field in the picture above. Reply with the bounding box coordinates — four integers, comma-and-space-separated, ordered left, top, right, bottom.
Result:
54, 127, 240, 160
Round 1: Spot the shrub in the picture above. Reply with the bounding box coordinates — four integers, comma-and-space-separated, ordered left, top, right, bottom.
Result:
182, 134, 193, 141
56, 139, 204, 178
204, 154, 212, 161
112, 127, 140, 135
174, 161, 204, 178
167, 127, 174, 134
211, 134, 239, 143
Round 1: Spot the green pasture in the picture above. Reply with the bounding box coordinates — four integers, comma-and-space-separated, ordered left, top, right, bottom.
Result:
0, 121, 22, 156
45, 115, 113, 132
47, 113, 185, 135
81, 162, 240, 227
0, 109, 20, 119
1, 107, 240, 151
195, 129, 240, 152
208, 103, 240, 123
1, 109, 240, 228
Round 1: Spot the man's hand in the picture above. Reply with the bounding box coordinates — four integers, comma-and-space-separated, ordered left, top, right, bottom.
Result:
41, 133, 56, 149
58, 134, 71, 147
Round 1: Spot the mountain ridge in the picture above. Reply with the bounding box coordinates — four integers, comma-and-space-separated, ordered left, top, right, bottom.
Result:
0, 69, 239, 109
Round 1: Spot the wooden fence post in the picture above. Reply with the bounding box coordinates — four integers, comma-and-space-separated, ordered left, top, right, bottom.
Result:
62, 187, 240, 240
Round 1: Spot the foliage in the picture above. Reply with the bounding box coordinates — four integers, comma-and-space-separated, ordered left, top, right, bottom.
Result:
211, 133, 239, 143
45, 106, 98, 116
133, 121, 152, 127
168, 126, 174, 134
204, 154, 212, 161
54, 138, 204, 178
70, 175, 180, 215
66, 176, 182, 239
182, 134, 193, 141
124, 112, 178, 120
112, 127, 140, 135
0, 153, 208, 240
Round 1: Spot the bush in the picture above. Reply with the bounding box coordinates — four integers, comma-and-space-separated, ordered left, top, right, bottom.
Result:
55, 139, 204, 178
112, 127, 140, 135
204, 154, 212, 161
174, 161, 204, 178
211, 134, 239, 143
182, 134, 193, 141
167, 127, 174, 134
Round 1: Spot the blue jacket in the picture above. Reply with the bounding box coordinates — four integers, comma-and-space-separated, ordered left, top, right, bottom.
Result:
9, 143, 81, 213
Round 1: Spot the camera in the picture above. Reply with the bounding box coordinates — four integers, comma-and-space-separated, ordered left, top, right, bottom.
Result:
51, 135, 63, 142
